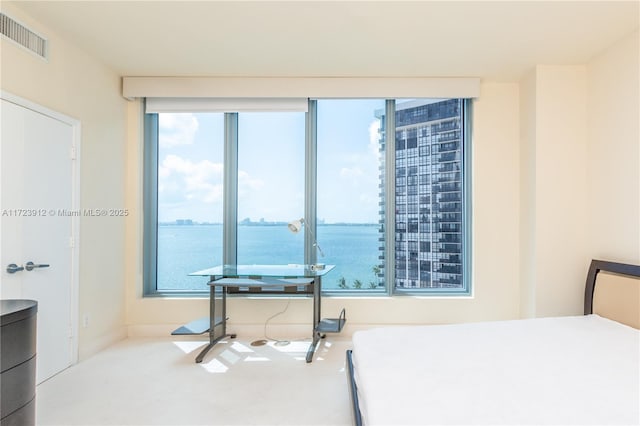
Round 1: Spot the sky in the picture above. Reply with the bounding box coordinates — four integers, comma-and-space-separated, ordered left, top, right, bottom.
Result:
157, 99, 385, 224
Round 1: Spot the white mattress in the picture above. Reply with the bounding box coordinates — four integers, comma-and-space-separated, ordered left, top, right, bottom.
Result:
351, 315, 640, 425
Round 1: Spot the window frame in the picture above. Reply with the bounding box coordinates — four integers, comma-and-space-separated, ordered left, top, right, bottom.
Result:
143, 99, 472, 297
391, 99, 472, 296
143, 111, 161, 296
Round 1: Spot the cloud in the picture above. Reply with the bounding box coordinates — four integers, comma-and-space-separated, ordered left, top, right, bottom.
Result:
159, 155, 223, 204
158, 153, 268, 222
238, 170, 265, 195
159, 113, 199, 147
338, 121, 381, 184
359, 192, 377, 204
368, 119, 382, 158
340, 167, 364, 178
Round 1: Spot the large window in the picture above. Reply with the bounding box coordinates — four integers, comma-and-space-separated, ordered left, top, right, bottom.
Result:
144, 99, 471, 296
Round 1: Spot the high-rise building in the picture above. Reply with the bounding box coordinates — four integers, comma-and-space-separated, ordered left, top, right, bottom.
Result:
378, 99, 464, 289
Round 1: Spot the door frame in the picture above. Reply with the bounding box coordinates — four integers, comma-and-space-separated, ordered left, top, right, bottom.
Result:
1, 90, 81, 365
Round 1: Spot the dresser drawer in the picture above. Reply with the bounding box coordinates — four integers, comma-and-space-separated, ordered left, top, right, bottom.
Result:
0, 356, 36, 420
0, 315, 37, 373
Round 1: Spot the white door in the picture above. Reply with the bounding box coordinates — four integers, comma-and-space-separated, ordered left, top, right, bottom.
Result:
0, 96, 78, 383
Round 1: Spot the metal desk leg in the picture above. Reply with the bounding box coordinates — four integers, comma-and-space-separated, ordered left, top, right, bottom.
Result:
306, 332, 322, 363
195, 335, 229, 363
306, 276, 323, 363
195, 282, 236, 363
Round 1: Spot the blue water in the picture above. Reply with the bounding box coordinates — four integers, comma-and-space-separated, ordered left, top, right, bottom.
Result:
157, 224, 383, 291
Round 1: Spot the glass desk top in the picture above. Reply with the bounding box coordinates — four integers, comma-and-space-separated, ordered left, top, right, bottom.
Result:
189, 264, 335, 278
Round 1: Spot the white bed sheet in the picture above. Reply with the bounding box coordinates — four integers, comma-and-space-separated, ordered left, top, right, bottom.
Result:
351, 315, 640, 425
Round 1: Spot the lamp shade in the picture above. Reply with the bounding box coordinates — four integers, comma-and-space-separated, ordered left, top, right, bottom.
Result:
288, 219, 303, 233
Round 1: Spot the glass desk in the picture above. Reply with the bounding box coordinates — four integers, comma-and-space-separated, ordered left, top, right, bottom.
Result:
184, 264, 343, 363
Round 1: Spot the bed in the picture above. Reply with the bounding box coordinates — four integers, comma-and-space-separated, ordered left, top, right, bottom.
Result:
346, 259, 640, 425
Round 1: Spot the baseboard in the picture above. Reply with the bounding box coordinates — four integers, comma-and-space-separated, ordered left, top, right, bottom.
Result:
127, 322, 390, 339
128, 323, 315, 339
78, 326, 127, 361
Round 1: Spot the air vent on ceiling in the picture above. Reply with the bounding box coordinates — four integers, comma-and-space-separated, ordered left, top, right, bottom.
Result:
0, 12, 48, 60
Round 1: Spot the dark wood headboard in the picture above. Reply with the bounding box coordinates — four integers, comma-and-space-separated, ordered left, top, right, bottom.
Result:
584, 259, 640, 329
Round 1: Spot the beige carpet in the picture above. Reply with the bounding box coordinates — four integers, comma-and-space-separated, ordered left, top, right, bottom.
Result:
36, 336, 353, 426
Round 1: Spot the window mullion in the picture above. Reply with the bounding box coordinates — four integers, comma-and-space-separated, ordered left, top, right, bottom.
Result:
385, 99, 396, 295
223, 113, 238, 265
305, 99, 318, 266
462, 99, 473, 295
143, 110, 159, 295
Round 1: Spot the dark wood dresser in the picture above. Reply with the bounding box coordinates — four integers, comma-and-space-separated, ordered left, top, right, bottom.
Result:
1, 300, 37, 426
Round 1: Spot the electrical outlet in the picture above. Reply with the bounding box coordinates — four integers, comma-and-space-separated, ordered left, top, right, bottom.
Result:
82, 314, 89, 327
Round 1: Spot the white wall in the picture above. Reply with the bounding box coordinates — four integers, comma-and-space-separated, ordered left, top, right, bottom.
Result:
535, 66, 590, 317
519, 70, 536, 318
587, 31, 640, 265
519, 65, 591, 318
0, 4, 128, 359
519, 30, 640, 318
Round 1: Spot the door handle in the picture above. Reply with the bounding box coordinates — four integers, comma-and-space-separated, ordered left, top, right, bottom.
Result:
25, 261, 50, 271
6, 263, 24, 274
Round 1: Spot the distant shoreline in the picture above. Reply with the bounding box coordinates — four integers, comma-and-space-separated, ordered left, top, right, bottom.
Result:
159, 222, 378, 227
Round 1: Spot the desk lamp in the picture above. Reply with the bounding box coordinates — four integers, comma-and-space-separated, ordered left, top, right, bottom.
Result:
288, 218, 325, 270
